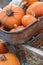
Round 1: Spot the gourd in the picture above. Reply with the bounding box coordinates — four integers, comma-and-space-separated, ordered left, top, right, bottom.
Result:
0, 39, 8, 54
22, 15, 37, 26
26, 2, 43, 17
10, 25, 24, 32
0, 53, 20, 65
0, 5, 24, 29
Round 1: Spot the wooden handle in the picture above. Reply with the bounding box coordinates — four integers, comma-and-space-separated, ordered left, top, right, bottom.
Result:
20, 45, 43, 60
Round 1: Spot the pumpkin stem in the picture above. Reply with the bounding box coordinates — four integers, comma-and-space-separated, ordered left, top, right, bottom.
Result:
6, 9, 14, 16
14, 24, 18, 29
0, 54, 6, 61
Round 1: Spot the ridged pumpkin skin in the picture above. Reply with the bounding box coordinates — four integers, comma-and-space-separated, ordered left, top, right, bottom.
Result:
22, 15, 37, 26
0, 5, 24, 29
26, 2, 43, 17
22, 0, 38, 7
10, 25, 24, 32
0, 53, 20, 65
0, 39, 8, 54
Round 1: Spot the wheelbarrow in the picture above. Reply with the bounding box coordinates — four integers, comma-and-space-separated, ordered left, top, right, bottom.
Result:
0, 16, 43, 45
6, 32, 43, 65
14, 32, 43, 63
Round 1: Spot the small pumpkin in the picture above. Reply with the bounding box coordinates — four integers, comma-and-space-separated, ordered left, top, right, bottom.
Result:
0, 5, 24, 29
22, 15, 37, 26
0, 39, 8, 54
0, 53, 20, 65
10, 25, 24, 32
22, 0, 38, 7
26, 2, 43, 17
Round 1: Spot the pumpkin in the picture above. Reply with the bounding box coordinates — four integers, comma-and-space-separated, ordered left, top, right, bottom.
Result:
0, 39, 8, 54
0, 53, 20, 65
0, 5, 24, 29
10, 25, 24, 32
26, 2, 43, 17
22, 0, 38, 7
22, 15, 37, 26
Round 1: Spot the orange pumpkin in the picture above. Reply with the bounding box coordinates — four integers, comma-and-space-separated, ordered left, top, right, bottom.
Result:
10, 25, 24, 32
26, 2, 43, 17
22, 0, 38, 7
0, 53, 20, 65
22, 15, 37, 26
0, 39, 8, 54
0, 5, 24, 29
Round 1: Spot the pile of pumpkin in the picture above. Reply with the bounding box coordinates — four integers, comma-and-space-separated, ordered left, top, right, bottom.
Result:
0, 0, 43, 32
0, 1, 43, 65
